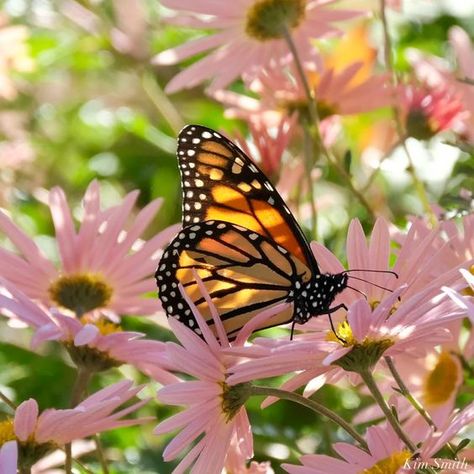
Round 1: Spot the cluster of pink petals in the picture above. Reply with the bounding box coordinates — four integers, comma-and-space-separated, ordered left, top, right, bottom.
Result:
0, 280, 177, 384
0, 180, 178, 317
153, 0, 362, 93
310, 217, 471, 310
13, 380, 151, 445
234, 117, 295, 178
443, 268, 474, 324
153, 291, 253, 474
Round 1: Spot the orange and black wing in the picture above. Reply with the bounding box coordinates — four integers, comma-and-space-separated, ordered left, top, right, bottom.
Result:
156, 221, 311, 341
176, 125, 318, 272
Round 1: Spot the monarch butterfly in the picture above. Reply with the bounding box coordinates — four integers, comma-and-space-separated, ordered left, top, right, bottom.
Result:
156, 124, 350, 341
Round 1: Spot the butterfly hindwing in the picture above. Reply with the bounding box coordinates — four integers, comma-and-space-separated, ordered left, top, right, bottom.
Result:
157, 220, 312, 340
177, 125, 317, 271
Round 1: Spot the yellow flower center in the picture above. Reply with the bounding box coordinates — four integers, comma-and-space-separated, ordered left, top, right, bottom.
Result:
326, 320, 356, 346
361, 450, 412, 474
48, 273, 113, 316
80, 315, 123, 336
0, 419, 15, 446
64, 318, 123, 371
327, 321, 394, 372
423, 351, 459, 406
245, 0, 306, 41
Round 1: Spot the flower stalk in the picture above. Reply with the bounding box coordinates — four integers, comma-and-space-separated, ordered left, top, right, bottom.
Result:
379, 0, 436, 226
65, 367, 93, 474
358, 368, 417, 452
384, 356, 436, 430
250, 385, 369, 451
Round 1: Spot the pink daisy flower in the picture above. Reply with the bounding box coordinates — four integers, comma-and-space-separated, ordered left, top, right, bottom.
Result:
153, 0, 362, 93
282, 405, 474, 474
215, 59, 391, 126
0, 180, 178, 319
0, 380, 151, 472
407, 27, 474, 143
0, 279, 177, 383
153, 287, 255, 474
399, 83, 466, 140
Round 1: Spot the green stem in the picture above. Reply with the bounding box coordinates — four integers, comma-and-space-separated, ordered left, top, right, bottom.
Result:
359, 368, 417, 452
282, 25, 319, 239
379, 0, 436, 226
94, 434, 110, 474
384, 356, 436, 430
303, 124, 318, 239
282, 25, 376, 224
0, 390, 17, 410
65, 367, 93, 474
250, 385, 368, 451
142, 70, 185, 135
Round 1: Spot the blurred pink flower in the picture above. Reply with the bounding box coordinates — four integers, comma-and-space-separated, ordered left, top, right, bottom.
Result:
449, 27, 474, 143
153, 0, 362, 93
400, 83, 466, 140
3, 380, 151, 471
0, 279, 177, 383
215, 60, 391, 124
225, 433, 275, 474
234, 116, 296, 179
0, 180, 178, 318
154, 286, 255, 474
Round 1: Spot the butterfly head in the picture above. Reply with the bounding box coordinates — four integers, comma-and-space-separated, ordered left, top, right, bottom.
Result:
293, 272, 348, 324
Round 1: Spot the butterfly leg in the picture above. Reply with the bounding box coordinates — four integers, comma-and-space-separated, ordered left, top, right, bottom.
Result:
326, 303, 348, 344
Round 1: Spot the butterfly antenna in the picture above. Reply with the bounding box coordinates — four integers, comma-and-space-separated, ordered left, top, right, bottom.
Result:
346, 285, 368, 300
346, 275, 395, 293
343, 269, 398, 279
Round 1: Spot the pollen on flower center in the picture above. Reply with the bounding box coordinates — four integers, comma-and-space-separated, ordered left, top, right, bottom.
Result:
361, 450, 412, 474
0, 419, 15, 445
326, 320, 356, 346
245, 0, 306, 41
423, 351, 459, 406
48, 273, 113, 316
221, 382, 251, 423
80, 315, 123, 336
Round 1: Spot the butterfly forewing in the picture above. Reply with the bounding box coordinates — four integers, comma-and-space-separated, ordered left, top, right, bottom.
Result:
177, 125, 317, 271
157, 221, 311, 340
